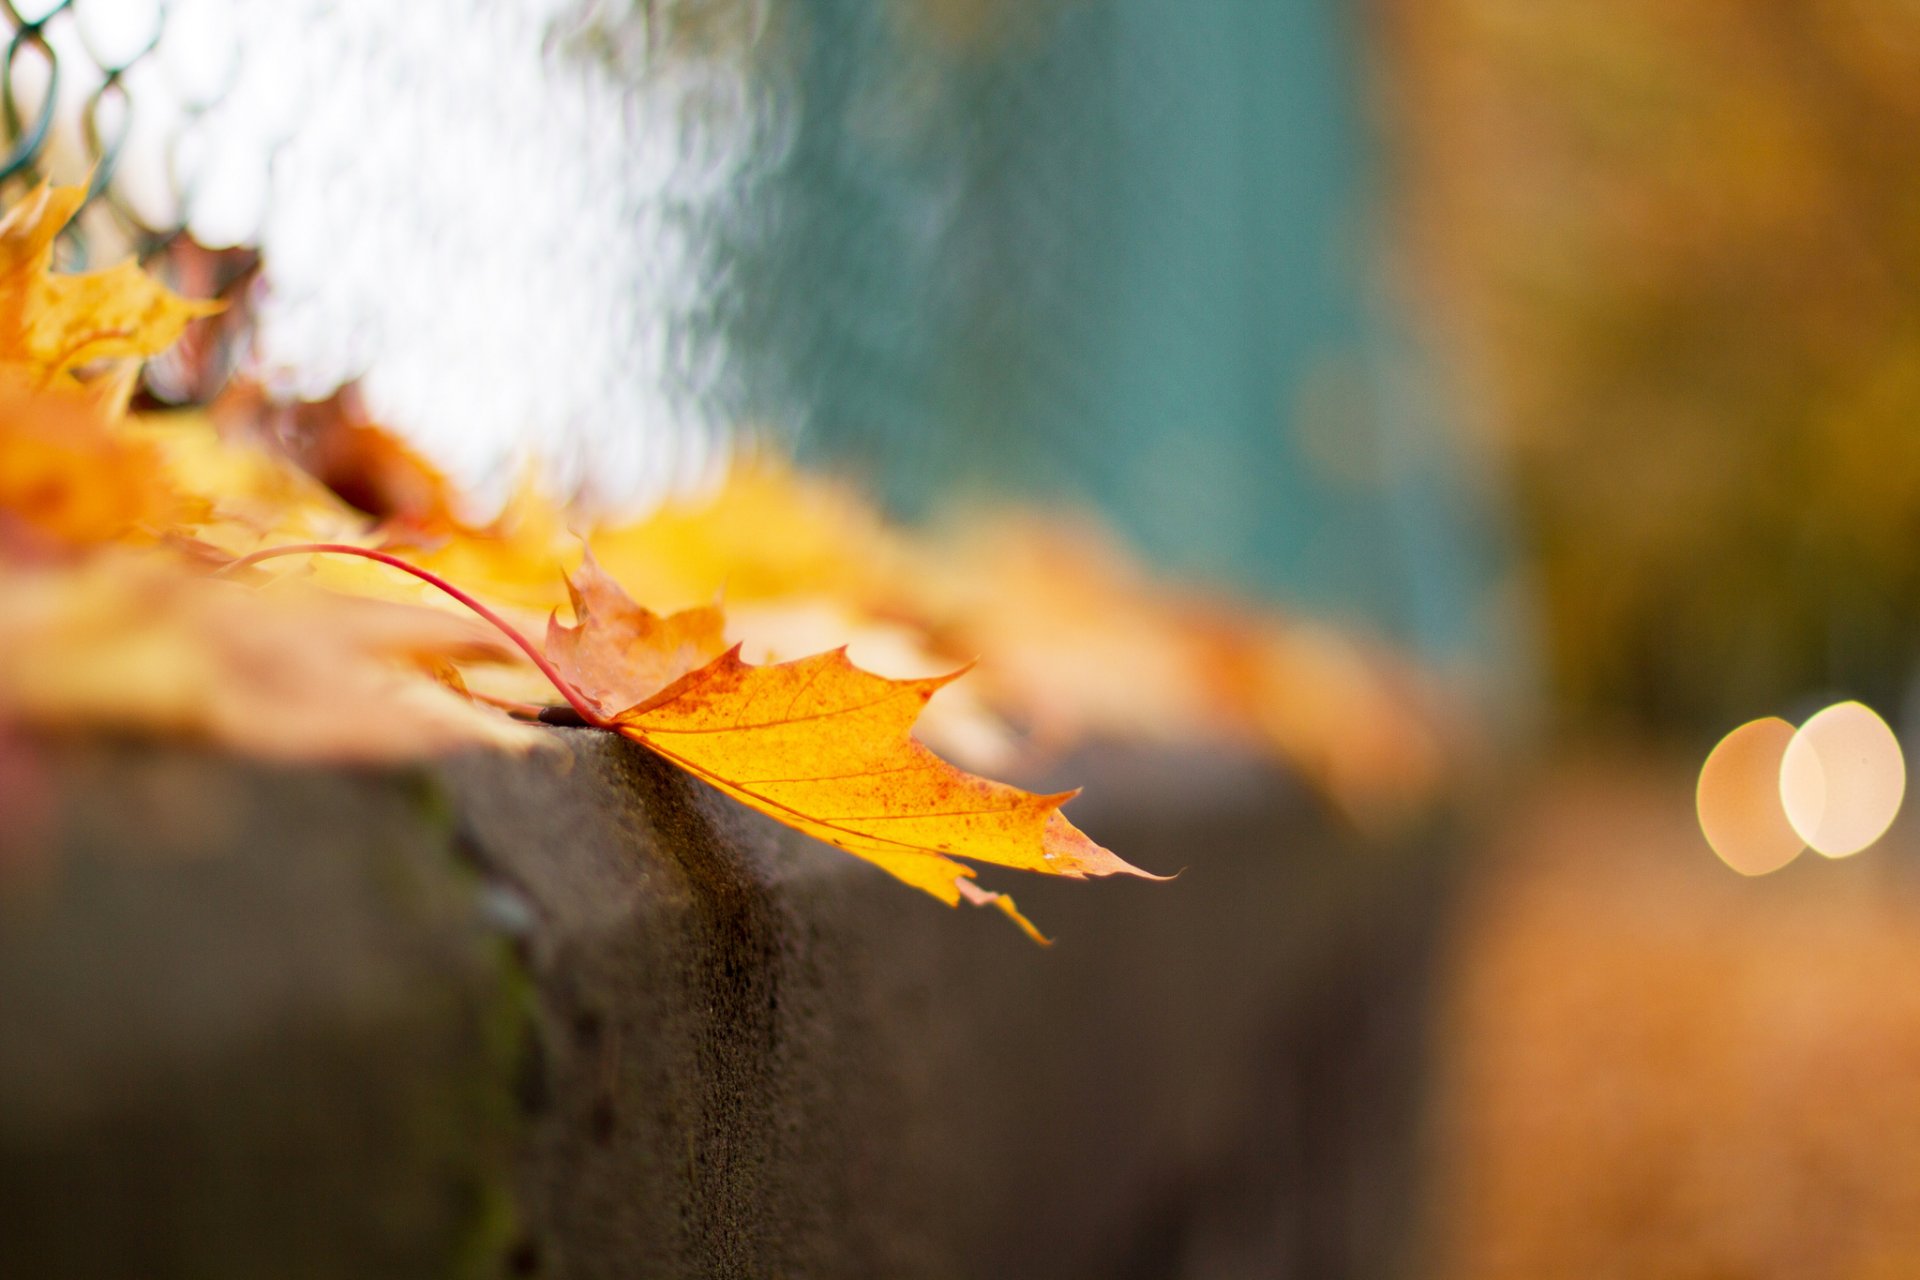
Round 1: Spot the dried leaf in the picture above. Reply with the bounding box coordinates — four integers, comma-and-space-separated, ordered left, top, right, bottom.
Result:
586, 461, 1458, 821
913, 512, 1455, 824
129, 410, 375, 554
0, 553, 541, 762
0, 385, 189, 550
0, 182, 218, 388
549, 561, 1161, 940
0, 187, 542, 768
588, 456, 900, 614
545, 554, 727, 712
725, 597, 1019, 773
211, 380, 463, 534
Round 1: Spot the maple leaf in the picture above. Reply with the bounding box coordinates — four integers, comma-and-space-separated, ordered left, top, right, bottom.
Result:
583, 460, 1454, 822
128, 410, 367, 553
211, 380, 464, 536
0, 553, 541, 762
546, 556, 1161, 942
0, 181, 219, 388
908, 513, 1452, 825
223, 543, 1157, 940
588, 456, 900, 615
545, 555, 728, 711
724, 597, 1020, 773
0, 384, 190, 550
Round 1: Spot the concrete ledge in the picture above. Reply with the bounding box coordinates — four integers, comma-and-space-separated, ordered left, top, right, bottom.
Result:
1, 730, 1449, 1278
0, 744, 517, 1279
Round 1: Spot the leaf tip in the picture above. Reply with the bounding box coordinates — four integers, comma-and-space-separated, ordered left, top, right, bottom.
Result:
956, 875, 1053, 945
926, 658, 979, 692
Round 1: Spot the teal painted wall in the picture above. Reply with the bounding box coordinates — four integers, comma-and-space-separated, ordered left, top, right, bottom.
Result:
716, 0, 1512, 670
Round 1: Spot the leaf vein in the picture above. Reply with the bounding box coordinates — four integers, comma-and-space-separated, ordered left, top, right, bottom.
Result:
780, 659, 833, 721
734, 762, 940, 785
633, 686, 919, 735
816, 806, 1028, 823
635, 737, 1020, 863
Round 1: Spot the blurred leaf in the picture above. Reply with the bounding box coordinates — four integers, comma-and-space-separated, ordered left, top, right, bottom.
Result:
0, 182, 218, 390
0, 553, 539, 762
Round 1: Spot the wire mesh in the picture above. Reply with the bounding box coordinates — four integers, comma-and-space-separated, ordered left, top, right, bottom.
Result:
0, 0, 1513, 667
0, 0, 764, 504
0, 0, 246, 264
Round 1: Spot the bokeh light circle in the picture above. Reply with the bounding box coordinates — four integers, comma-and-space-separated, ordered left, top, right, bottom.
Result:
1779, 701, 1905, 858
1697, 716, 1804, 876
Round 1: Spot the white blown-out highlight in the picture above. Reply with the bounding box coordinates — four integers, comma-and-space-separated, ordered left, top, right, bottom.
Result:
18, 0, 782, 511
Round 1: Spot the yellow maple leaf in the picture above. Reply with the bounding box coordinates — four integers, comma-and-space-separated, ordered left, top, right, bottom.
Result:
0, 185, 222, 550
546, 557, 1162, 942
0, 181, 219, 389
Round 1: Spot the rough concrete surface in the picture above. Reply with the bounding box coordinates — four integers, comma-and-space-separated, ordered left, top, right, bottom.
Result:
0, 742, 518, 1279
0, 729, 1449, 1279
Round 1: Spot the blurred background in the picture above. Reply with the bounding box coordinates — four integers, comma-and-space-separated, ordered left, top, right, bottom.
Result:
0, 0, 1517, 674
15, 0, 1920, 1274
1379, 4, 1920, 1275
1382, 0, 1920, 739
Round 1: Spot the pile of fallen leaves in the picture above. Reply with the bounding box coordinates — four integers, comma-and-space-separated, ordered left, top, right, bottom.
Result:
0, 182, 1450, 938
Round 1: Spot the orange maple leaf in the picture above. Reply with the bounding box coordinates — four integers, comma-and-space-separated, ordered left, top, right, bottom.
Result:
545, 557, 1161, 942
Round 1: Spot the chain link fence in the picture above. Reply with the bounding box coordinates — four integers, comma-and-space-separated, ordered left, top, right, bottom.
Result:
0, 0, 761, 505
0, 0, 1515, 674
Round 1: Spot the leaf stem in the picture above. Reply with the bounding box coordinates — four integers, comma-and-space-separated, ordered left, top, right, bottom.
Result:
221, 541, 612, 729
